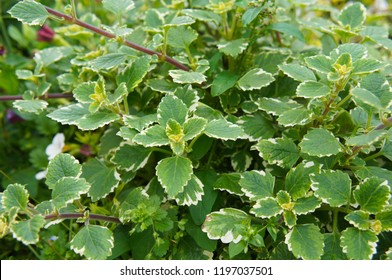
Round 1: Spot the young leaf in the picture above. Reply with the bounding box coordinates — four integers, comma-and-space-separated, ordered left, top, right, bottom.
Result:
204, 119, 245, 140
285, 161, 321, 200
292, 195, 321, 215
310, 170, 352, 207
46, 153, 81, 189
51, 177, 90, 210
237, 68, 275, 91
341, 227, 378, 260
217, 39, 248, 58
296, 81, 330, 98
338, 3, 366, 29
70, 225, 114, 260
8, 0, 49, 26
254, 138, 300, 169
279, 63, 316, 82
158, 95, 188, 126
211, 71, 239, 97
345, 210, 370, 230
183, 117, 208, 141
73, 82, 95, 104
111, 144, 152, 172
133, 125, 170, 147
250, 198, 282, 218
175, 175, 204, 206
167, 26, 198, 49
2, 184, 29, 212
353, 177, 390, 214
10, 215, 45, 245
169, 70, 206, 84
107, 82, 128, 105
13, 100, 48, 114
156, 156, 193, 198
239, 170, 275, 201
285, 224, 324, 260
119, 187, 149, 223
81, 158, 120, 202
202, 208, 251, 243
238, 112, 275, 141
300, 128, 343, 157
283, 211, 297, 228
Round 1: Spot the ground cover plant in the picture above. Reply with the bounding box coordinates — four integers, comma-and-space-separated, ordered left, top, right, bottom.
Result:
0, 0, 391, 260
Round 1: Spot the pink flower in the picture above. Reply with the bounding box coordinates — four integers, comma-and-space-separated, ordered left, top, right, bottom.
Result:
6, 109, 25, 123
37, 25, 55, 42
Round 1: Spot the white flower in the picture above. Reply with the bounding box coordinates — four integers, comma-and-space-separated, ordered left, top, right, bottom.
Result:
35, 133, 65, 180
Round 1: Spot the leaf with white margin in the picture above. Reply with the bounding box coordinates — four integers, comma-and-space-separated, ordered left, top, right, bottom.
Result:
277, 108, 312, 127
89, 53, 127, 70
351, 88, 383, 111
158, 95, 188, 126
70, 225, 114, 260
292, 195, 321, 215
353, 177, 390, 214
8, 0, 49, 26
285, 224, 324, 260
13, 100, 48, 114
305, 55, 334, 74
76, 111, 120, 131
213, 173, 243, 195
107, 82, 128, 105
175, 175, 204, 206
283, 211, 297, 228
296, 81, 330, 98
376, 210, 392, 231
123, 114, 157, 132
258, 97, 302, 116
279, 63, 316, 82
239, 170, 275, 201
102, 0, 134, 15
73, 82, 95, 104
341, 227, 378, 260
237, 68, 274, 91
167, 26, 198, 49
156, 156, 193, 198
169, 70, 206, 84
352, 59, 384, 75
202, 208, 251, 244
310, 170, 351, 207
300, 128, 343, 157
117, 56, 151, 91
251, 197, 282, 218
133, 125, 169, 147
111, 144, 152, 172
330, 44, 367, 62
10, 215, 45, 245
345, 210, 370, 230
47, 103, 90, 125
51, 177, 90, 210
346, 130, 387, 146
46, 153, 81, 189
2, 184, 29, 212
165, 16, 195, 27
174, 86, 200, 112
183, 117, 208, 141
338, 2, 366, 29
204, 119, 245, 140
238, 112, 275, 141
217, 38, 248, 58
285, 161, 321, 200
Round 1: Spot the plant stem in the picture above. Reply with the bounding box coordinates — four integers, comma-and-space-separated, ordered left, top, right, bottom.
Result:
44, 6, 189, 71
0, 93, 73, 101
27, 245, 41, 259
45, 212, 121, 224
332, 208, 339, 233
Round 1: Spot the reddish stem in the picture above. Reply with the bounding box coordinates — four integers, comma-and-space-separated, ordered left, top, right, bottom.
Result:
0, 93, 73, 101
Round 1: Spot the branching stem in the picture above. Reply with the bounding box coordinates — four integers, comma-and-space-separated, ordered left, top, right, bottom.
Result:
45, 212, 121, 224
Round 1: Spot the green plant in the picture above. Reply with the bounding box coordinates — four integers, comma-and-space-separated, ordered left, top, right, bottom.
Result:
1, 0, 391, 260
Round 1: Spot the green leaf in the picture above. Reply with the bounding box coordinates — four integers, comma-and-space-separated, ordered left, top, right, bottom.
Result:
351, 88, 383, 111
47, 103, 90, 126
90, 53, 127, 70
119, 187, 149, 223
296, 81, 330, 98
338, 3, 366, 29
355, 166, 392, 186
182, 9, 221, 24
300, 128, 343, 157
202, 208, 251, 243
46, 153, 81, 189
292, 195, 321, 215
217, 39, 248, 58
183, 117, 208, 141
169, 70, 206, 84
285, 224, 324, 260
346, 130, 386, 146
258, 98, 302, 116
13, 100, 48, 114
242, 6, 263, 26
2, 184, 29, 212
51, 177, 90, 210
82, 158, 120, 202
322, 233, 347, 260
76, 111, 120, 131
345, 210, 370, 230
231, 151, 252, 172
239, 170, 275, 201
237, 68, 275, 91
147, 79, 177, 93
285, 161, 321, 200
251, 197, 282, 218
341, 227, 377, 260
204, 119, 245, 140
254, 137, 300, 169
352, 59, 384, 75
211, 71, 239, 97
376, 210, 392, 231
133, 125, 170, 147
174, 86, 199, 111
167, 26, 198, 49
123, 114, 157, 132
111, 144, 152, 172
213, 173, 243, 195
34, 46, 73, 67
330, 44, 367, 62
353, 177, 390, 214
166, 16, 195, 27
102, 0, 134, 15
310, 170, 352, 207
70, 225, 114, 260
269, 23, 304, 42
156, 156, 193, 198
305, 55, 334, 73
175, 175, 204, 206
10, 215, 45, 245
279, 63, 316, 82
166, 119, 186, 155
239, 112, 275, 141
158, 95, 188, 126
283, 211, 297, 228
277, 108, 312, 127
117, 56, 151, 91
107, 82, 128, 105
73, 82, 95, 104
255, 52, 290, 75
8, 0, 49, 26
360, 73, 392, 109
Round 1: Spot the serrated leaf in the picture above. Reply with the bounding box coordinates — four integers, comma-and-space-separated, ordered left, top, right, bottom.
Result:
277, 108, 312, 127
167, 26, 198, 49
310, 170, 351, 207
71, 225, 114, 260
239, 112, 275, 141
117, 56, 151, 91
102, 0, 134, 15
353, 177, 390, 214
279, 63, 316, 82
204, 119, 245, 140
352, 59, 384, 75
211, 71, 239, 97
51, 177, 90, 210
166, 119, 185, 155
166, 16, 195, 27
255, 52, 289, 75
81, 158, 120, 202
341, 227, 377, 260
351, 87, 383, 111
2, 184, 29, 212
175, 175, 204, 206
133, 125, 169, 147
346, 130, 386, 146
8, 0, 49, 26
13, 100, 48, 114
305, 55, 334, 73
182, 9, 221, 24
174, 86, 199, 111
158, 95, 188, 126
296, 81, 330, 98
376, 210, 392, 231
10, 215, 45, 245
231, 151, 252, 172
123, 114, 157, 132
239, 170, 275, 201
90, 53, 127, 70
202, 208, 251, 243
255, 138, 300, 169
46, 153, 81, 189
34, 46, 73, 67
107, 82, 128, 105
251, 198, 282, 218
360, 73, 392, 110
330, 44, 367, 62
283, 211, 297, 228
338, 3, 366, 29
242, 6, 263, 26
258, 98, 302, 116
237, 68, 274, 91
355, 166, 392, 186
147, 79, 177, 93
73, 82, 95, 104
345, 210, 370, 230
111, 144, 152, 172
119, 187, 149, 223
169, 70, 206, 84
269, 23, 304, 42
217, 39, 248, 58
292, 195, 321, 215
285, 161, 321, 200
183, 117, 207, 141
300, 128, 343, 157
156, 156, 193, 198
47, 103, 90, 125
213, 173, 243, 195
322, 233, 347, 260
76, 111, 120, 131
285, 224, 324, 260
